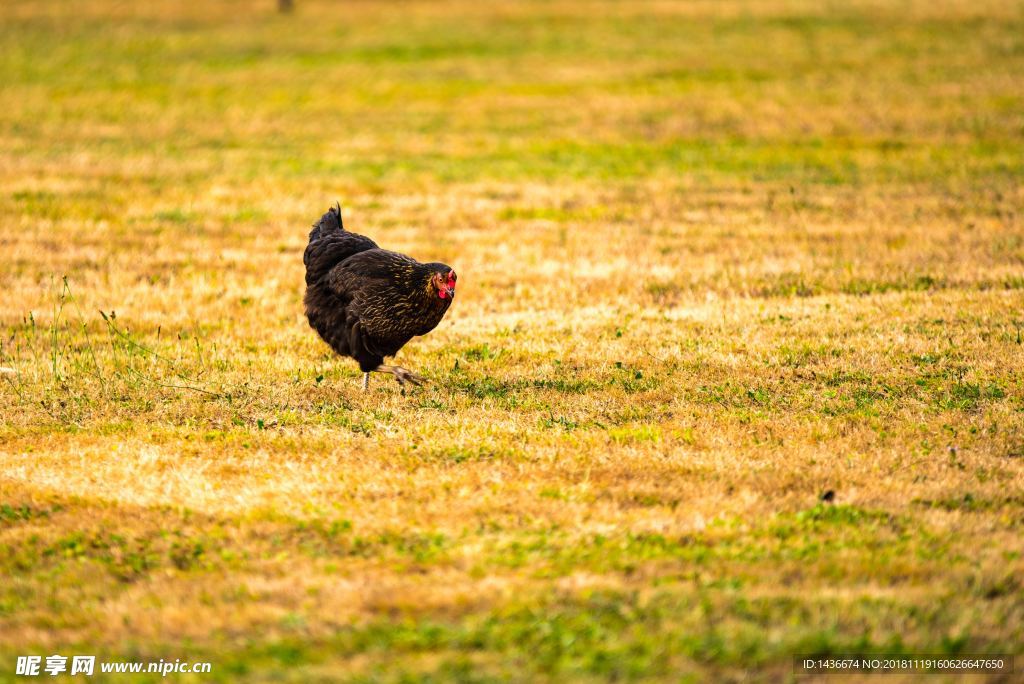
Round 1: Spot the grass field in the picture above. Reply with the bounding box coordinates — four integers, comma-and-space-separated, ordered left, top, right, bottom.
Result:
1, 0, 1023, 681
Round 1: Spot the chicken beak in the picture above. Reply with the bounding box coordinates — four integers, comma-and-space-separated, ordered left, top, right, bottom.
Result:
445, 286, 455, 298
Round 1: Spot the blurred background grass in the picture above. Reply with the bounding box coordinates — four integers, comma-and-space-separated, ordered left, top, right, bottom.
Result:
3, 0, 1022, 191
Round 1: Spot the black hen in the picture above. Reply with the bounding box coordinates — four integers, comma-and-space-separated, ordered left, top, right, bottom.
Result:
303, 204, 457, 390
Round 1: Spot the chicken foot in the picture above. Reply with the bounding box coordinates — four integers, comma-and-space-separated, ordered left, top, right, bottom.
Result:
361, 365, 425, 392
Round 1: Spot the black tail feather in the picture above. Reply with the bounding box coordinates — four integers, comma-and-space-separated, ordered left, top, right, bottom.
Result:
302, 203, 379, 282
308, 202, 345, 241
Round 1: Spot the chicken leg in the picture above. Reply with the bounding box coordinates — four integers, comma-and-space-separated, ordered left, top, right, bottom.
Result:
361, 365, 425, 391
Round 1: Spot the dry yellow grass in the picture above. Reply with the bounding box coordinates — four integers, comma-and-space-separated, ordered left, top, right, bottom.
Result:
1, 0, 1022, 681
